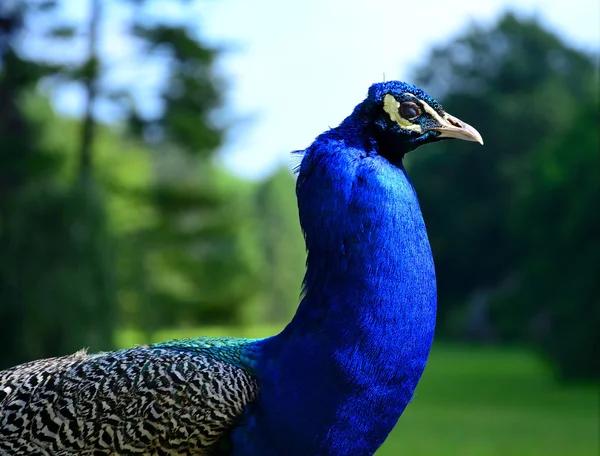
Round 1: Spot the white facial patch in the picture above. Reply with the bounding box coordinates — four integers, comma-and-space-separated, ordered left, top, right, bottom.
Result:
417, 98, 447, 125
383, 94, 422, 133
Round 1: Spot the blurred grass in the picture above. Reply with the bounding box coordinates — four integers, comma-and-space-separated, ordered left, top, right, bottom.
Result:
379, 345, 598, 456
117, 327, 599, 456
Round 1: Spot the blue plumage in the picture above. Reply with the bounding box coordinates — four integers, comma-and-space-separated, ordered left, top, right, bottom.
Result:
230, 80, 481, 455
0, 81, 482, 456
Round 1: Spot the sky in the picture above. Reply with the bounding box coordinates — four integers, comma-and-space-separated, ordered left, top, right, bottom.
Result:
52, 0, 599, 179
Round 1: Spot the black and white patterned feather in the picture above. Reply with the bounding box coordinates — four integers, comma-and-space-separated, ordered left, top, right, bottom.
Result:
0, 346, 258, 455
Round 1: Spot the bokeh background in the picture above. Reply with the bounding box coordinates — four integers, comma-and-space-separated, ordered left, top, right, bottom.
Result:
0, 0, 598, 454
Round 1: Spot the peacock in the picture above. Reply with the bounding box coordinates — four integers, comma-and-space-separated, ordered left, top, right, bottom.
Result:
0, 81, 482, 456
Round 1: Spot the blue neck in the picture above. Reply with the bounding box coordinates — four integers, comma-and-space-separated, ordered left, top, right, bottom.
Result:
231, 113, 437, 456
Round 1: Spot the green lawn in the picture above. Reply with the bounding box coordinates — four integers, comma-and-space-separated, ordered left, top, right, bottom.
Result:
378, 346, 598, 456
118, 327, 599, 456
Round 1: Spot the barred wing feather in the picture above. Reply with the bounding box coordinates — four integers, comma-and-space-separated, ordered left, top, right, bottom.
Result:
0, 347, 257, 455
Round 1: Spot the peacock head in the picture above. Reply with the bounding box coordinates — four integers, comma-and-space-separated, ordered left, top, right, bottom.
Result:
363, 81, 483, 153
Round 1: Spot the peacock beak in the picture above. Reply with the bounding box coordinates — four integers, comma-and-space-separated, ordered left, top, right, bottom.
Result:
434, 114, 484, 145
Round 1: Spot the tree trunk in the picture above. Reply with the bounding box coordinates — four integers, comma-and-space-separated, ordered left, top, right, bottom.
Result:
78, 0, 101, 180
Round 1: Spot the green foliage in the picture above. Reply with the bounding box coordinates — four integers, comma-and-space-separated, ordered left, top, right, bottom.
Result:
108, 0, 245, 332
0, 0, 243, 363
0, 181, 117, 367
253, 167, 306, 323
0, 5, 60, 194
407, 12, 599, 379
499, 102, 600, 381
0, 4, 115, 367
129, 157, 263, 329
130, 23, 224, 155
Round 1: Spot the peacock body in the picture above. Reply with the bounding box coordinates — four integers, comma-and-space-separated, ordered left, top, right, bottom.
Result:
0, 81, 482, 456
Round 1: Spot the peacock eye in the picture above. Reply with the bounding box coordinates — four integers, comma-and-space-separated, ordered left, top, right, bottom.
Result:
400, 102, 420, 120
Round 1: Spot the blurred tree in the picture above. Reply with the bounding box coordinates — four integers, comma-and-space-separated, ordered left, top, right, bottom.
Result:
78, 0, 101, 179
2, 181, 117, 365
113, 0, 260, 333
406, 12, 599, 379
0, 1, 52, 367
254, 167, 306, 323
0, 0, 251, 365
0, 1, 57, 197
126, 15, 224, 157
133, 158, 263, 329
49, 0, 262, 332
501, 102, 600, 381
0, 0, 117, 367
